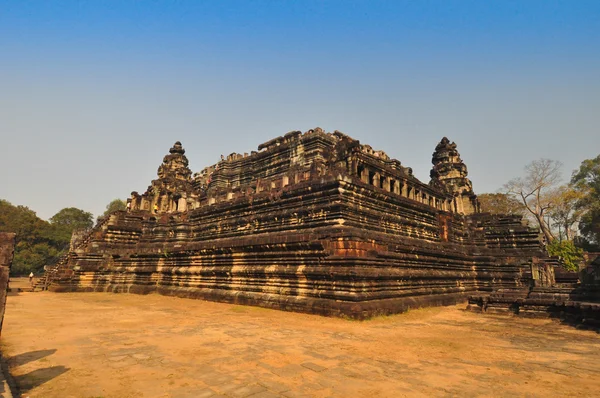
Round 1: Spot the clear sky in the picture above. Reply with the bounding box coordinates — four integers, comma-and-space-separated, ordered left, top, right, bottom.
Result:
1, 0, 599, 220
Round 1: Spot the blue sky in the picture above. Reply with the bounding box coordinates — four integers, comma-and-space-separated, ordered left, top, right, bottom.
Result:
1, 1, 599, 220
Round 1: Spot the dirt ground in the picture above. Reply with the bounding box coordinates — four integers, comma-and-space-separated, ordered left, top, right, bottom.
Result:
2, 283, 599, 398
8, 277, 35, 290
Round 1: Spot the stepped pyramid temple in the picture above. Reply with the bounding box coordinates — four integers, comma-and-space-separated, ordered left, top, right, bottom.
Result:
45, 128, 551, 318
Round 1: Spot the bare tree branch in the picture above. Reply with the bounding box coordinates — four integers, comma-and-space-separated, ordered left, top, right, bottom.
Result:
503, 159, 563, 243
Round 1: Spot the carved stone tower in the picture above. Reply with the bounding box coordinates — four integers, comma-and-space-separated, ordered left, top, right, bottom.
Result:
430, 137, 479, 215
129, 141, 199, 213
157, 141, 192, 182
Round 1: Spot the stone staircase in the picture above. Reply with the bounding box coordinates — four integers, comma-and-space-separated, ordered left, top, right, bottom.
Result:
468, 267, 600, 330
467, 287, 530, 315
33, 214, 116, 291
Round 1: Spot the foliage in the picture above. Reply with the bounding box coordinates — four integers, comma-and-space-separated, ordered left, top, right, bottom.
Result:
478, 193, 526, 215
49, 207, 93, 229
504, 158, 563, 243
98, 199, 127, 222
12, 241, 62, 275
546, 240, 584, 272
0, 199, 92, 275
546, 185, 584, 241
571, 154, 600, 249
49, 207, 94, 243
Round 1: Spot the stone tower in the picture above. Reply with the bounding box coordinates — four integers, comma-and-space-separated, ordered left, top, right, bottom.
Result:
429, 137, 479, 215
157, 141, 192, 182
129, 141, 199, 213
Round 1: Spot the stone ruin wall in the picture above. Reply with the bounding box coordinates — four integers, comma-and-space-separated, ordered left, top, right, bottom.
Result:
0, 232, 15, 336
47, 129, 544, 318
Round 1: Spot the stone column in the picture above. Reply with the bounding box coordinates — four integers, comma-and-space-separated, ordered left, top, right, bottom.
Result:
373, 173, 381, 188
178, 197, 187, 211
401, 183, 408, 197
360, 167, 368, 183
0, 232, 15, 337
383, 177, 390, 192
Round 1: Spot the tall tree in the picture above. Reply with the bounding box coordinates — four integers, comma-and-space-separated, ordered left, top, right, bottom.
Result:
49, 207, 94, 244
571, 154, 600, 248
0, 199, 71, 275
547, 185, 584, 241
49, 207, 94, 230
98, 199, 127, 222
504, 159, 562, 244
478, 193, 526, 216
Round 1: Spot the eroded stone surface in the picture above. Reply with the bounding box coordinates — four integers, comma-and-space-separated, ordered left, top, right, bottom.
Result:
45, 130, 544, 318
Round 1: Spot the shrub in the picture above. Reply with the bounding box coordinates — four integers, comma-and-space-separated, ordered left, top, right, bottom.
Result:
546, 240, 584, 272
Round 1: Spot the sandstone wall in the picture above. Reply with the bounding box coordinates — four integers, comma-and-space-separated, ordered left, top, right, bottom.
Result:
0, 232, 15, 336
49, 177, 542, 319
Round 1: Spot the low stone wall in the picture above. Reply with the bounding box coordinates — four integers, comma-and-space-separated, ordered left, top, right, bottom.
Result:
467, 282, 600, 330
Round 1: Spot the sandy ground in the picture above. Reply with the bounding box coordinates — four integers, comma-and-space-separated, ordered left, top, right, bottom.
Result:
8, 277, 35, 291
1, 286, 599, 398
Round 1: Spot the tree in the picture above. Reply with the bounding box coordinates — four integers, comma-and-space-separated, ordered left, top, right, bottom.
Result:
504, 159, 563, 244
547, 185, 584, 242
49, 207, 94, 246
571, 154, 600, 248
0, 199, 71, 275
478, 193, 526, 216
0, 200, 45, 243
98, 199, 127, 222
546, 240, 584, 272
49, 207, 94, 230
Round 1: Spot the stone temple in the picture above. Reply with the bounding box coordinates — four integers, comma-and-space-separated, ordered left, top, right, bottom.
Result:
45, 128, 546, 318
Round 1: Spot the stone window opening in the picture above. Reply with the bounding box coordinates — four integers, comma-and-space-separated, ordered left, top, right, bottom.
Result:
357, 164, 365, 180
173, 195, 181, 212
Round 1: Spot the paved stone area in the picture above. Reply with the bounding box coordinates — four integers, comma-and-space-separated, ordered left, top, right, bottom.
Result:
2, 291, 599, 397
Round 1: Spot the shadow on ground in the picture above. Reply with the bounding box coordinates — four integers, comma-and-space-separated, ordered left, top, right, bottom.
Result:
7, 349, 68, 394
8, 349, 57, 367
14, 366, 69, 393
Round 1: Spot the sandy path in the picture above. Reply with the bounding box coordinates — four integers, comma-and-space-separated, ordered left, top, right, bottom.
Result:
2, 290, 599, 397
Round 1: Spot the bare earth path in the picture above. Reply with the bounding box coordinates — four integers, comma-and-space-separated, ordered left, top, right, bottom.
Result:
2, 290, 599, 398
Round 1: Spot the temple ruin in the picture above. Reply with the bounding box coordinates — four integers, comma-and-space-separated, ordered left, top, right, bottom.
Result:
45, 128, 550, 318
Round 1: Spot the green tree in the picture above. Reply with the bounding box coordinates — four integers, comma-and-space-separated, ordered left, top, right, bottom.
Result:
12, 241, 61, 275
478, 193, 526, 215
97, 199, 127, 222
546, 240, 584, 272
49, 207, 94, 230
0, 199, 71, 275
571, 154, 600, 249
49, 207, 94, 244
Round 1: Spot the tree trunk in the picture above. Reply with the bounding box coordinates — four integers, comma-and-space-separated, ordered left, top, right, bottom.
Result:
535, 214, 555, 244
